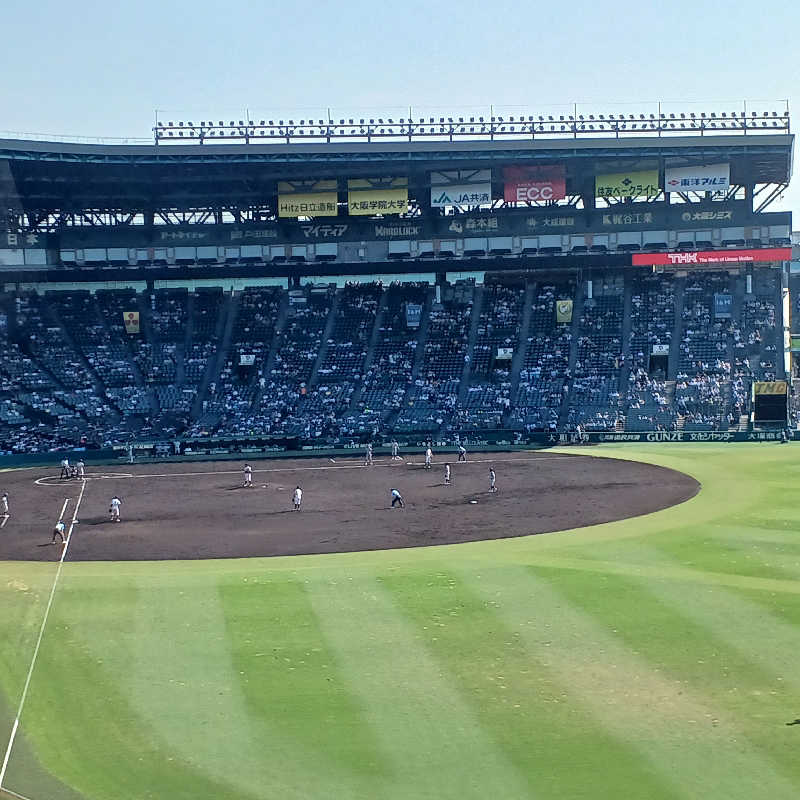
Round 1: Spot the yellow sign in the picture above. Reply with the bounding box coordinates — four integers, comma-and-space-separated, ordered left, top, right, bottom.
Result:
595, 170, 660, 198
753, 381, 788, 396
347, 178, 408, 216
556, 299, 573, 323
278, 192, 338, 218
123, 311, 140, 334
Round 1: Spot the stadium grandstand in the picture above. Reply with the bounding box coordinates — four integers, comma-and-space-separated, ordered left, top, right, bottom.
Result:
0, 106, 794, 456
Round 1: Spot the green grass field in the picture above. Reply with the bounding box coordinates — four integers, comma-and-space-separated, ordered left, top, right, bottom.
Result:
1, 443, 799, 800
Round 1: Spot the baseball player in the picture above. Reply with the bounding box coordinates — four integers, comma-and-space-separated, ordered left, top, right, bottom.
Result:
489, 468, 497, 493
1, 492, 8, 517
365, 443, 373, 466
458, 445, 467, 462
293, 486, 303, 511
390, 488, 405, 508
52, 520, 66, 543
391, 440, 400, 460
60, 458, 70, 479
444, 464, 451, 485
127, 443, 134, 464
109, 496, 122, 522
424, 447, 432, 470
77, 459, 85, 478
243, 464, 253, 488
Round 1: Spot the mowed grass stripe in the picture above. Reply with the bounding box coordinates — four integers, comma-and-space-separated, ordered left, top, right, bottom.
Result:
218, 577, 391, 800
470, 564, 800, 800
523, 565, 800, 795
382, 569, 681, 800
119, 581, 282, 799
5, 574, 256, 800
306, 576, 530, 800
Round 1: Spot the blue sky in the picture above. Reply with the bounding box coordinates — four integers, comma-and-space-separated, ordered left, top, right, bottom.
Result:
1, 0, 797, 213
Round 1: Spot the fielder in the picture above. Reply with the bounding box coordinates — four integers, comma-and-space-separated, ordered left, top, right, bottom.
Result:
424, 447, 432, 470
243, 464, 253, 487
109, 495, 122, 522
293, 486, 303, 511
2, 492, 8, 515
390, 488, 405, 508
458, 445, 467, 462
489, 468, 497, 493
444, 464, 451, 485
365, 443, 374, 466
52, 520, 66, 543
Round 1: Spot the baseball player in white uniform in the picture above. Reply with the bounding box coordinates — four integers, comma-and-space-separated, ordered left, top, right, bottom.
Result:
109, 496, 122, 522
60, 458, 70, 479
390, 488, 405, 508
489, 468, 497, 493
424, 447, 432, 470
293, 486, 303, 510
77, 460, 85, 478
458, 445, 467, 462
444, 464, 451, 485
365, 443, 373, 466
243, 464, 253, 487
391, 440, 400, 460
2, 492, 8, 516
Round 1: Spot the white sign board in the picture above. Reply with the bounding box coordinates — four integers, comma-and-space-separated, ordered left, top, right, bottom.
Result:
664, 163, 730, 193
430, 169, 492, 207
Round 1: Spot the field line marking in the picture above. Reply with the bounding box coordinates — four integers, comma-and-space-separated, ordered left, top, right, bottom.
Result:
0, 785, 36, 800
0, 516, 8, 529
0, 481, 85, 791
31, 455, 575, 485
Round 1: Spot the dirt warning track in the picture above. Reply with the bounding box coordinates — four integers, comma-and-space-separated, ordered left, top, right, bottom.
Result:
0, 452, 699, 562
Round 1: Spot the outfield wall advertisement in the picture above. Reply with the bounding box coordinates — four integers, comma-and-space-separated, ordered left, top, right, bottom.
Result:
503, 165, 566, 203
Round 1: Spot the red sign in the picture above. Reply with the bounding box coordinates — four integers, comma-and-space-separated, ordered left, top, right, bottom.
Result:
632, 248, 791, 267
503, 165, 566, 203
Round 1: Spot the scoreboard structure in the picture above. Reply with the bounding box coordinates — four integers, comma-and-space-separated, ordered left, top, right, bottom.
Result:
0, 107, 792, 279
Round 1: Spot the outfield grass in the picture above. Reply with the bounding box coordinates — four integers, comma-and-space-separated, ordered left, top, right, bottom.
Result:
1, 443, 799, 800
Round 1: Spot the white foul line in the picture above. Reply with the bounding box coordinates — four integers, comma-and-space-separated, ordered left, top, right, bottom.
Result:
0, 516, 8, 529
0, 785, 36, 800
0, 481, 85, 791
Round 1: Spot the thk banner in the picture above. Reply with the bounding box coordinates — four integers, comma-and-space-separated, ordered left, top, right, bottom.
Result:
664, 163, 730, 193
503, 165, 566, 203
632, 248, 792, 267
430, 170, 492, 207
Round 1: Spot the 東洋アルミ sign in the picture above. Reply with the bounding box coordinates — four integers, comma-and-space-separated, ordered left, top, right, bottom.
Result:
664, 163, 730, 193
430, 170, 492, 207
632, 248, 792, 266
503, 165, 566, 203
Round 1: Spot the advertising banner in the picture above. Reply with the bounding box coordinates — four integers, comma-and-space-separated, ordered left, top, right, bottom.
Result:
753, 381, 788, 396
714, 293, 732, 318
123, 311, 140, 334
791, 334, 800, 352
633, 247, 792, 267
595, 170, 660, 198
651, 344, 670, 355
556, 299, 573, 323
430, 170, 492, 207
665, 163, 730, 193
277, 180, 339, 218
503, 165, 566, 203
277, 193, 338, 218
348, 178, 408, 216
405, 302, 422, 328
496, 347, 513, 360
239, 354, 256, 366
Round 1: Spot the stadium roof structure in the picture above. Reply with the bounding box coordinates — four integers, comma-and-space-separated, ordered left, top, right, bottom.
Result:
0, 122, 794, 231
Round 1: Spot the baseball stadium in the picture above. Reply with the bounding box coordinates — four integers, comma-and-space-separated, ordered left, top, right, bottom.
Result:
0, 107, 799, 799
